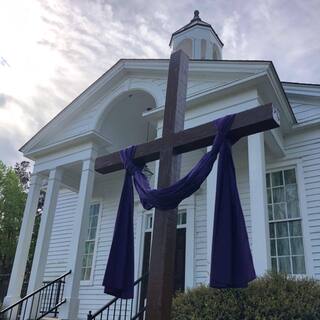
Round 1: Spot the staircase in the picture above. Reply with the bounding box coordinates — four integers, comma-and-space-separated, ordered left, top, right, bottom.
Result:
0, 270, 71, 320
87, 273, 148, 320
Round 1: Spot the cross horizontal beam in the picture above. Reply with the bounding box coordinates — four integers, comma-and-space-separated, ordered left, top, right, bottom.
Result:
95, 103, 279, 175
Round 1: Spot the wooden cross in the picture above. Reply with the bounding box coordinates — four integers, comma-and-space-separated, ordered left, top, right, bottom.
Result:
95, 50, 280, 320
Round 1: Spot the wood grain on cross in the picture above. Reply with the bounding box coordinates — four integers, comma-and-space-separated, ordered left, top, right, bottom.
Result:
95, 50, 280, 320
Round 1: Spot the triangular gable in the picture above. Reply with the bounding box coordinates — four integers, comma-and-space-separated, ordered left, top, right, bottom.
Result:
21, 59, 294, 159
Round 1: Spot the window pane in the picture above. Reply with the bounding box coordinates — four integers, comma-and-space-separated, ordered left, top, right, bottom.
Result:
273, 203, 286, 220
269, 223, 275, 238
270, 240, 276, 256
85, 242, 90, 254
181, 211, 187, 224
267, 189, 272, 204
85, 268, 91, 280
177, 213, 181, 225
268, 205, 273, 220
271, 257, 277, 272
177, 211, 187, 225
89, 241, 95, 253
81, 268, 86, 280
266, 173, 271, 188
90, 204, 99, 215
289, 220, 302, 237
85, 241, 95, 254
82, 256, 87, 268
285, 184, 298, 202
86, 254, 93, 267
277, 238, 290, 256
276, 222, 288, 237
146, 215, 153, 229
91, 215, 99, 228
284, 169, 296, 185
292, 256, 306, 274
287, 201, 300, 218
272, 171, 283, 186
278, 256, 291, 273
291, 238, 304, 255
273, 187, 285, 203
89, 227, 97, 240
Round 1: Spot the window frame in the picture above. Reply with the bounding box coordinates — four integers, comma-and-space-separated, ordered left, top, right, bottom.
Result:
137, 197, 195, 291
266, 165, 308, 276
80, 200, 102, 286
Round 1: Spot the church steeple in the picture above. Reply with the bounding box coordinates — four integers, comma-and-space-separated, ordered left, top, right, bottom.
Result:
169, 10, 223, 60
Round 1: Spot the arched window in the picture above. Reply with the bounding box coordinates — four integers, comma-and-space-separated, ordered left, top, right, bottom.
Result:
175, 38, 193, 58
212, 44, 221, 60
201, 39, 207, 59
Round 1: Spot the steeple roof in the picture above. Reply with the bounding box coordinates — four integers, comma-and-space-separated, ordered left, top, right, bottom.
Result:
169, 10, 224, 47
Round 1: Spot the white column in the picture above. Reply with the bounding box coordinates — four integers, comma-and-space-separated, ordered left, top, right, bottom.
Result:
27, 168, 63, 293
248, 133, 270, 275
206, 151, 218, 281
3, 174, 42, 307
59, 157, 96, 320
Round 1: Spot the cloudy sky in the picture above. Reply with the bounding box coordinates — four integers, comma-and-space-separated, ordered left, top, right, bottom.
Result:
0, 0, 319, 166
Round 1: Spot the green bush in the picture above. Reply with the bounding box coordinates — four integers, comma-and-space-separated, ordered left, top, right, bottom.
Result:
172, 272, 320, 320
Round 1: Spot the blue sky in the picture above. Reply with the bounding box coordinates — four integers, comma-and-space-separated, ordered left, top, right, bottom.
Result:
0, 0, 319, 165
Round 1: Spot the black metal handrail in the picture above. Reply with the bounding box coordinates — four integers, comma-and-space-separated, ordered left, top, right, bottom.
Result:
0, 270, 71, 320
87, 273, 148, 320
131, 306, 146, 320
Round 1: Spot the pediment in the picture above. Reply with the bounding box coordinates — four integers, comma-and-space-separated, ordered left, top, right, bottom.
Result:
20, 59, 280, 159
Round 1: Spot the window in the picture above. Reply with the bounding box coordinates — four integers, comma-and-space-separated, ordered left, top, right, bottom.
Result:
175, 38, 193, 58
81, 203, 100, 281
141, 209, 187, 295
177, 210, 187, 227
145, 213, 153, 231
144, 210, 187, 232
201, 39, 207, 59
266, 168, 306, 274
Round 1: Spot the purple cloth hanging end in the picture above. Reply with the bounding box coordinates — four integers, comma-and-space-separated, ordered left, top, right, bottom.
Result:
102, 114, 256, 299
210, 117, 256, 288
102, 148, 136, 299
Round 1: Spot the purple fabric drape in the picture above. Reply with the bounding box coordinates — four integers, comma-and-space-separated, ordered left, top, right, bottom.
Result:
102, 114, 256, 299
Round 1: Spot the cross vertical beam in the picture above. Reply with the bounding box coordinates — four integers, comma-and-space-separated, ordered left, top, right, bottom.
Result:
145, 50, 189, 320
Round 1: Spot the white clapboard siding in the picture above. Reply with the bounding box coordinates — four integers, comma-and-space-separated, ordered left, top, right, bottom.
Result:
284, 131, 320, 278
236, 168, 252, 246
194, 190, 208, 285
44, 189, 77, 281
290, 102, 320, 124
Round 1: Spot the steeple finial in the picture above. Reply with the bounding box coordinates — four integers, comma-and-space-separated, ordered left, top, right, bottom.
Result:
191, 10, 201, 22
169, 10, 224, 59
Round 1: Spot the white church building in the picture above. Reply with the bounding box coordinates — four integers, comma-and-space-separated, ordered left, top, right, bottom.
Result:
3, 10, 320, 320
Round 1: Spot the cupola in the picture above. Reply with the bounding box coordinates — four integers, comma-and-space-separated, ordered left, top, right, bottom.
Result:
169, 10, 223, 60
